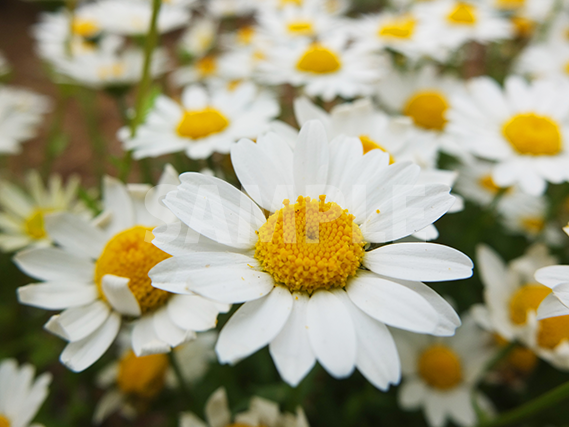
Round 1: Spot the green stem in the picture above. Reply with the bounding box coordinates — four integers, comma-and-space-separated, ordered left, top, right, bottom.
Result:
477, 380, 569, 427
42, 90, 70, 178
119, 0, 162, 182
168, 351, 191, 402
78, 88, 106, 186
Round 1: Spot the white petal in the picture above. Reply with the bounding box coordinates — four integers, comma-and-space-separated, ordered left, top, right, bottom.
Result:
424, 393, 448, 427
399, 380, 426, 408
167, 294, 222, 332
153, 306, 195, 348
293, 97, 331, 131
163, 173, 265, 249
364, 243, 473, 282
93, 390, 125, 425
216, 287, 292, 364
293, 120, 329, 199
131, 315, 171, 356
447, 387, 476, 427
102, 176, 135, 236
18, 283, 98, 309
535, 265, 569, 288
306, 289, 356, 378
44, 301, 110, 341
101, 275, 141, 317
205, 388, 231, 427
14, 248, 94, 282
44, 213, 107, 259
552, 282, 569, 307
537, 293, 569, 320
346, 271, 439, 334
17, 372, 51, 427
180, 412, 208, 427
60, 312, 120, 372
476, 244, 507, 290
269, 292, 316, 387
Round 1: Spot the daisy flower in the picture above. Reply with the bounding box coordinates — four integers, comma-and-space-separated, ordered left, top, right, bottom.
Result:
472, 244, 569, 370
395, 313, 496, 427
447, 76, 569, 196
206, 0, 257, 18
257, 33, 386, 101
0, 171, 87, 252
516, 42, 569, 82
120, 82, 280, 159
0, 359, 52, 427
0, 86, 51, 155
179, 387, 309, 427
178, 16, 218, 58
487, 0, 555, 38
544, 15, 569, 45
15, 167, 228, 372
150, 120, 473, 388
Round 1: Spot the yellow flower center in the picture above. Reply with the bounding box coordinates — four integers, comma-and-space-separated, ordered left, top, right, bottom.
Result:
176, 108, 230, 140
479, 174, 508, 194
359, 135, 395, 163
255, 196, 365, 293
116, 350, 169, 399
94, 226, 171, 314
280, 0, 302, 6
447, 2, 477, 25
24, 208, 51, 239
494, 334, 537, 374
512, 16, 535, 37
0, 415, 10, 427
502, 113, 562, 156
378, 16, 416, 39
287, 20, 314, 36
537, 315, 569, 349
403, 91, 449, 131
418, 344, 463, 390
72, 18, 99, 38
521, 217, 544, 234
296, 44, 342, 74
237, 26, 255, 44
495, 0, 525, 10
97, 63, 126, 80
196, 56, 217, 77
509, 283, 551, 325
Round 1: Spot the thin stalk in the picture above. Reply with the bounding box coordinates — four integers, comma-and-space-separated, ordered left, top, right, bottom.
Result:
477, 380, 569, 427
78, 88, 106, 186
168, 351, 191, 401
42, 91, 70, 178
119, 0, 162, 182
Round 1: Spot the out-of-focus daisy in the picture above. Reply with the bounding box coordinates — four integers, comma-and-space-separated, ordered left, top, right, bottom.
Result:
257, 33, 386, 101
516, 42, 569, 82
544, 15, 569, 45
178, 17, 218, 58
415, 0, 513, 51
487, 0, 555, 38
395, 313, 496, 427
0, 171, 88, 252
179, 387, 310, 427
447, 76, 569, 196
206, 0, 257, 18
535, 261, 569, 329
120, 82, 279, 159
94, 331, 217, 423
150, 120, 473, 388
472, 244, 569, 370
0, 86, 51, 155
0, 359, 52, 427
16, 167, 228, 372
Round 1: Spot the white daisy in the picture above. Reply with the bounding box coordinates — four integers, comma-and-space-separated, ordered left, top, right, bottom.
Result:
447, 75, 569, 196
179, 387, 309, 427
257, 33, 386, 101
0, 86, 51, 155
150, 120, 473, 389
178, 16, 219, 58
0, 171, 88, 253
15, 167, 228, 372
206, 0, 257, 18
472, 244, 569, 370
544, 15, 569, 45
395, 313, 496, 427
487, 0, 555, 38
0, 359, 52, 427
516, 42, 569, 82
119, 82, 280, 159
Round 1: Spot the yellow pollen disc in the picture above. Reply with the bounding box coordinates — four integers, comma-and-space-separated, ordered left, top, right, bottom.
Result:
495, 0, 525, 10
196, 56, 217, 77
509, 284, 551, 325
479, 174, 508, 194
237, 26, 255, 44
296, 45, 341, 74
564, 61, 569, 76
447, 2, 477, 25
418, 344, 463, 390
24, 208, 52, 239
521, 217, 544, 234
94, 226, 171, 314
378, 16, 416, 39
176, 108, 229, 140
403, 91, 449, 131
502, 113, 562, 156
537, 315, 569, 349
280, 0, 302, 6
255, 195, 365, 293
0, 415, 9, 427
359, 135, 395, 163
116, 350, 169, 399
287, 20, 314, 36
511, 16, 535, 37
72, 19, 99, 37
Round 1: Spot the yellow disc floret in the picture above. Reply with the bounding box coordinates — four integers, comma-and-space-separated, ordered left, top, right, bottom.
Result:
509, 283, 551, 325
359, 135, 395, 163
116, 350, 169, 399
503, 113, 562, 156
72, 19, 99, 38
447, 2, 477, 25
403, 91, 449, 131
24, 208, 51, 239
176, 108, 229, 140
479, 175, 506, 194
378, 16, 416, 39
0, 415, 10, 427
418, 344, 463, 390
296, 45, 342, 74
287, 21, 314, 36
94, 226, 171, 314
537, 315, 569, 349
255, 196, 365, 293
196, 55, 217, 77
495, 0, 525, 10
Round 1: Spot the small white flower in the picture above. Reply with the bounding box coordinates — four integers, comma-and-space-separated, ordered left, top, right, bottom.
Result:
0, 359, 52, 427
516, 42, 569, 82
178, 16, 219, 58
120, 82, 280, 159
